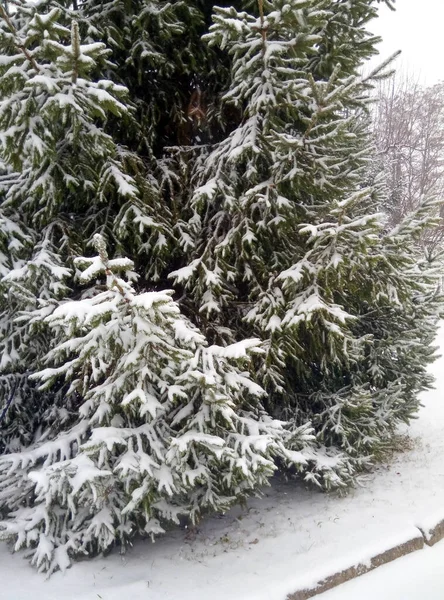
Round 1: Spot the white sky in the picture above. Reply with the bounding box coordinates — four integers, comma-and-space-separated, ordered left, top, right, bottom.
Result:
368, 0, 444, 84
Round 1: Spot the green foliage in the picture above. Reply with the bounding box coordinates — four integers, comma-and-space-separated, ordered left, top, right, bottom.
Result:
0, 236, 318, 572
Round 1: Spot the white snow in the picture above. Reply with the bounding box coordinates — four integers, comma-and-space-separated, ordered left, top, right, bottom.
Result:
318, 540, 444, 599
2, 327, 444, 600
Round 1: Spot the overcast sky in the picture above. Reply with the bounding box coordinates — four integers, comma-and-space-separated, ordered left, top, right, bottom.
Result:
368, 0, 444, 84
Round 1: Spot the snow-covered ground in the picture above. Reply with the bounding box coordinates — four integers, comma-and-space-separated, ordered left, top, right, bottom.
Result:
318, 539, 444, 599
2, 326, 444, 600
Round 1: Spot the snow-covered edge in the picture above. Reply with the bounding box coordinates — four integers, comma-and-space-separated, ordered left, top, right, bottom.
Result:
286, 527, 425, 600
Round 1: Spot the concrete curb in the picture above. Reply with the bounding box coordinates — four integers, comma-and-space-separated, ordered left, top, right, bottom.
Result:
287, 528, 432, 600
417, 514, 444, 547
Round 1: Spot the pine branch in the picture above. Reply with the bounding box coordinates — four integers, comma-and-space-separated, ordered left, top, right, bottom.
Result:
257, 0, 267, 53
0, 379, 18, 426
71, 21, 80, 84
0, 3, 40, 73
93, 234, 130, 302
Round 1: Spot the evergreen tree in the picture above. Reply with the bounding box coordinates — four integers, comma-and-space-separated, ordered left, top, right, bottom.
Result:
169, 0, 442, 468
0, 234, 317, 572
0, 4, 163, 452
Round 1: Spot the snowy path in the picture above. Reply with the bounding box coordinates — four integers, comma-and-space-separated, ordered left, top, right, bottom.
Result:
2, 326, 444, 600
318, 539, 444, 599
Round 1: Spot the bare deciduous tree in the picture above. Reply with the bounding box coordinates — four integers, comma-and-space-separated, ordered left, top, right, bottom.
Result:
372, 73, 444, 252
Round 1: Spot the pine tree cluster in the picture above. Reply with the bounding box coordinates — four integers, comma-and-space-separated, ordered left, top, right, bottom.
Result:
0, 0, 441, 573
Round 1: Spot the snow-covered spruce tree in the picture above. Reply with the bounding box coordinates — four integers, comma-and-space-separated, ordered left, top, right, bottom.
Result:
0, 6, 166, 451
0, 4, 169, 269
169, 0, 441, 470
0, 235, 316, 572
0, 0, 221, 276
